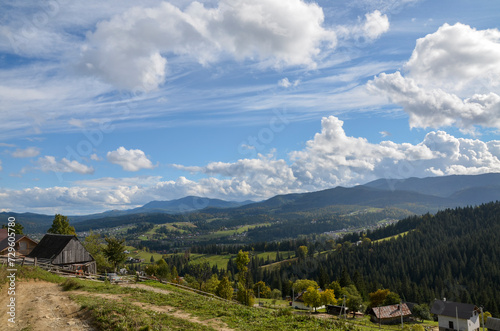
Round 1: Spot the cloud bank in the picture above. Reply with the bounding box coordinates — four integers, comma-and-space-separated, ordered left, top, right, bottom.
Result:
3, 116, 499, 214
80, 0, 336, 90
368, 23, 500, 131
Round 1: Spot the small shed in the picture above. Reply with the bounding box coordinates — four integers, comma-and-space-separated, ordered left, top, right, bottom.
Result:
370, 303, 412, 324
326, 304, 349, 316
486, 317, 500, 331
0, 233, 38, 257
28, 234, 96, 274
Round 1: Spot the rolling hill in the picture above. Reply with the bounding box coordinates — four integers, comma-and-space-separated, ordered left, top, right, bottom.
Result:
4, 173, 499, 234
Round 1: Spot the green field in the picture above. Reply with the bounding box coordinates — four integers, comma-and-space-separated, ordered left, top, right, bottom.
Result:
373, 231, 410, 243
125, 246, 164, 262
194, 223, 271, 241
173, 250, 297, 269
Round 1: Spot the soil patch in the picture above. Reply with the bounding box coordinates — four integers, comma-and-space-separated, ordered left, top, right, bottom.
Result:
0, 281, 94, 330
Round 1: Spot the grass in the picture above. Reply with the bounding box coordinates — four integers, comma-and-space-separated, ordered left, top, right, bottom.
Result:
192, 223, 271, 241
61, 277, 358, 330
124, 246, 164, 262
147, 222, 197, 236
189, 253, 235, 269
373, 231, 411, 243
186, 250, 296, 269
136, 281, 362, 330
256, 298, 290, 308
0, 265, 65, 288
74, 295, 213, 330
0, 266, 436, 331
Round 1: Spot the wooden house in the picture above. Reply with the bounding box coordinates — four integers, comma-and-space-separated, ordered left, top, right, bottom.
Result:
0, 233, 38, 257
370, 303, 412, 325
486, 317, 500, 331
430, 300, 480, 331
28, 234, 96, 274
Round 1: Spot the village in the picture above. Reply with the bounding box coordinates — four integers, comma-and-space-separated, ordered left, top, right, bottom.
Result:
1, 226, 499, 331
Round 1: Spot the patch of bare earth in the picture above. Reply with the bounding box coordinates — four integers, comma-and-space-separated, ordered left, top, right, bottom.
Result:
0, 281, 94, 330
75, 285, 233, 331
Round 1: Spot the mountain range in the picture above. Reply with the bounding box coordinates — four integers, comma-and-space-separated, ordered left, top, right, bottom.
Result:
2, 173, 499, 233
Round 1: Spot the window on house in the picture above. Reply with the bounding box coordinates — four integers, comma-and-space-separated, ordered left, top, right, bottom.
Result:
449, 321, 454, 330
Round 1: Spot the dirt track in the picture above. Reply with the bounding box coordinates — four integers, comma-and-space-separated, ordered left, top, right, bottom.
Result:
0, 280, 232, 331
0, 281, 94, 330
73, 283, 233, 331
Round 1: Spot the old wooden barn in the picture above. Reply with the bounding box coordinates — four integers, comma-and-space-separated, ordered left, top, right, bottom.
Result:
28, 234, 96, 274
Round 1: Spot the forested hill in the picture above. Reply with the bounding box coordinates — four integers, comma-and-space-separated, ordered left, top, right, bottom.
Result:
277, 201, 500, 316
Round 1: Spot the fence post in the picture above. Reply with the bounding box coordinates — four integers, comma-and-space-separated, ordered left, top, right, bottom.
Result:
21, 257, 25, 266
34, 257, 37, 267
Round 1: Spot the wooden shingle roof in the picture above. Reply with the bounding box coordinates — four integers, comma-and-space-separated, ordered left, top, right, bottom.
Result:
371, 303, 412, 319
0, 234, 37, 253
27, 234, 76, 260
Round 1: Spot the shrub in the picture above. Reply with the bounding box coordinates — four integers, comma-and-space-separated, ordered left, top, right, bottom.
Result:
62, 278, 83, 291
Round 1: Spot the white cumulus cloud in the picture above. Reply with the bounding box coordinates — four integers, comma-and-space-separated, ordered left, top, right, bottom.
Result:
35, 156, 94, 174
278, 78, 300, 88
11, 147, 41, 158
3, 117, 500, 214
107, 147, 155, 171
362, 10, 390, 40
368, 23, 500, 131
80, 0, 336, 90
337, 10, 390, 42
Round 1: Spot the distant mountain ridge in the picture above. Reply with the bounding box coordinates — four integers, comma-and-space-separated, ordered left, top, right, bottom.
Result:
364, 173, 500, 197
3, 173, 499, 232
132, 196, 253, 213
234, 173, 500, 214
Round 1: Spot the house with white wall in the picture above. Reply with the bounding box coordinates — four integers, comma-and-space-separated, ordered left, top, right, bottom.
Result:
291, 290, 326, 311
431, 299, 480, 331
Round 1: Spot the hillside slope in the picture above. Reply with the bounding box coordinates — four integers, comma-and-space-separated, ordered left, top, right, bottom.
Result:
275, 201, 500, 316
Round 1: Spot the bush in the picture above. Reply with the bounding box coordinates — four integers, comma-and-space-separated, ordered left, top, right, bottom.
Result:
273, 308, 292, 317
61, 278, 84, 291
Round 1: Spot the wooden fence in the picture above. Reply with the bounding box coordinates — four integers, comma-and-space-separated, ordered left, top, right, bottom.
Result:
0, 256, 98, 279
1, 256, 238, 304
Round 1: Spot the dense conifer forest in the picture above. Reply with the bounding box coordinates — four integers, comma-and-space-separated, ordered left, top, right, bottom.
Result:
267, 202, 500, 316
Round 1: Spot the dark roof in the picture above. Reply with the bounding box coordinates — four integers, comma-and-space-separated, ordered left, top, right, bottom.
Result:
430, 300, 479, 320
371, 303, 412, 319
27, 234, 76, 260
0, 234, 36, 252
486, 317, 500, 331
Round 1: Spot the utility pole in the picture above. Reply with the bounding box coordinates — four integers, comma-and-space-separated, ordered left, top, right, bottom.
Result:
481, 307, 485, 331
456, 306, 459, 331
258, 284, 260, 306
343, 295, 347, 319
400, 302, 403, 330
378, 305, 381, 330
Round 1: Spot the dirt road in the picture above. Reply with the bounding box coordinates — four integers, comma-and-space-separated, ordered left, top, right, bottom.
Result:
0, 281, 94, 330
0, 280, 232, 331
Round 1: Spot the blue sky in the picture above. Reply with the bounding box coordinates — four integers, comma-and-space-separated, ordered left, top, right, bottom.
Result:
1, 0, 500, 214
